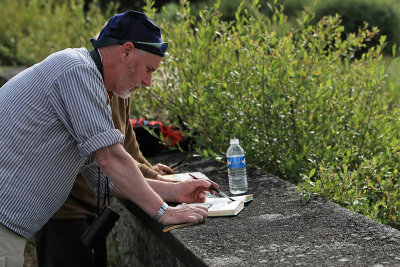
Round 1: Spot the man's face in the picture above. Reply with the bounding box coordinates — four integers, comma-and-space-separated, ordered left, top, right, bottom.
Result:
114, 49, 162, 99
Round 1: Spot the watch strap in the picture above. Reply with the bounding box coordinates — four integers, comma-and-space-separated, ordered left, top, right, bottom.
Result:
153, 202, 169, 221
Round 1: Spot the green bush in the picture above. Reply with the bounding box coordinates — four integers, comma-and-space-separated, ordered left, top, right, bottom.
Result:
134, 0, 391, 180
298, 149, 400, 228
0, 0, 115, 66
128, 0, 400, 228
313, 0, 400, 55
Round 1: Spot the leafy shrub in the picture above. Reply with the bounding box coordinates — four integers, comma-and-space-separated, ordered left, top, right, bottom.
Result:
129, 0, 400, 228
134, 0, 393, 180
0, 0, 115, 66
298, 149, 400, 228
313, 0, 400, 55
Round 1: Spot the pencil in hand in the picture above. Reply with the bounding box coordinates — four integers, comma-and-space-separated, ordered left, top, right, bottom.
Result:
189, 174, 235, 201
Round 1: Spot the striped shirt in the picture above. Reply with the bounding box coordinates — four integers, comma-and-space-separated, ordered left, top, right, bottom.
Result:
0, 48, 124, 238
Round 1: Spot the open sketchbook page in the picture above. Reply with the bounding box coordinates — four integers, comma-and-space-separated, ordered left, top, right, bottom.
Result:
178, 194, 253, 217
163, 172, 208, 181
196, 194, 253, 216
200, 197, 244, 216
163, 172, 253, 217
163, 195, 254, 232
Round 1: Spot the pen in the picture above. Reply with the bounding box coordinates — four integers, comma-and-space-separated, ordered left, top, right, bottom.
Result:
169, 161, 188, 171
169, 160, 183, 169
189, 174, 235, 201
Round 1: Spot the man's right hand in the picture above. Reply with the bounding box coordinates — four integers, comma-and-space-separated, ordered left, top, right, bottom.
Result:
158, 204, 208, 225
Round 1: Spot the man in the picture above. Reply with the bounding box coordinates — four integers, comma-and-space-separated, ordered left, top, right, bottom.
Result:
35, 95, 178, 267
0, 11, 214, 266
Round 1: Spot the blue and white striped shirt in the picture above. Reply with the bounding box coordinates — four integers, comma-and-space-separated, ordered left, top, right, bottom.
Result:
0, 48, 124, 238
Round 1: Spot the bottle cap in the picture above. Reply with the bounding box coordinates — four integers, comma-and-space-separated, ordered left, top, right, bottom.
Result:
230, 138, 239, 145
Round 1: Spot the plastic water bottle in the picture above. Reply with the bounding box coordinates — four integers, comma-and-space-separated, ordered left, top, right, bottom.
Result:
227, 138, 248, 194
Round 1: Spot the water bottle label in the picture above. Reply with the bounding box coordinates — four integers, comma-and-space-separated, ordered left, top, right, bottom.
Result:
227, 156, 246, 169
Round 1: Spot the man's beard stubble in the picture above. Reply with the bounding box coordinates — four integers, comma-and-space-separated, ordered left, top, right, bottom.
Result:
114, 89, 131, 99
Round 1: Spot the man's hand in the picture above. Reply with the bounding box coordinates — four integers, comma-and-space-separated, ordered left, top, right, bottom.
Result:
147, 177, 220, 203
152, 163, 173, 175
156, 174, 179, 183
159, 204, 208, 225
173, 179, 219, 203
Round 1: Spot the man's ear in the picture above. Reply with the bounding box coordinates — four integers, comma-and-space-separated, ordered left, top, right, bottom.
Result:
120, 42, 135, 62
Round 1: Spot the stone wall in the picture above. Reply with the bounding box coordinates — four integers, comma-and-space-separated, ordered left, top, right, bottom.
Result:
107, 199, 188, 267
108, 151, 400, 266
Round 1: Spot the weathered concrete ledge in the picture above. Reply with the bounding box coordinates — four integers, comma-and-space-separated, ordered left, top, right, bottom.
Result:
110, 151, 400, 266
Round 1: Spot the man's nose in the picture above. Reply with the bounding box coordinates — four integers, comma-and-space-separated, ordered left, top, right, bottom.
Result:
142, 74, 152, 87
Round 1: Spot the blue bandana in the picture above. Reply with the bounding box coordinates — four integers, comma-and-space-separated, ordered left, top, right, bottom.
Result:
90, 11, 167, 57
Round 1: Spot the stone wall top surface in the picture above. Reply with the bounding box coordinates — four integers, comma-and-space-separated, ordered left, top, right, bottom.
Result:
144, 151, 400, 266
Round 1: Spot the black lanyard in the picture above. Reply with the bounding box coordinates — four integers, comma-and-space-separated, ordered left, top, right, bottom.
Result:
80, 50, 120, 249
90, 48, 110, 213
89, 49, 104, 80
97, 167, 111, 214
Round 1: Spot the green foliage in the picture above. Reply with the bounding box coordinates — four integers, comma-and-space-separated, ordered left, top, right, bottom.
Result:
134, 1, 391, 179
313, 0, 400, 55
298, 150, 400, 228
127, 0, 400, 229
0, 0, 116, 66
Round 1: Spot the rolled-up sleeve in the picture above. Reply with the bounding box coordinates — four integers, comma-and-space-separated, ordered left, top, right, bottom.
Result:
78, 129, 124, 158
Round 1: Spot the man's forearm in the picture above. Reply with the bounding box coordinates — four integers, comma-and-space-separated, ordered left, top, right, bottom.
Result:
146, 179, 176, 202
95, 143, 163, 217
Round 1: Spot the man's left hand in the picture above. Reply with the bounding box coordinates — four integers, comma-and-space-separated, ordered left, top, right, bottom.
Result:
152, 163, 173, 175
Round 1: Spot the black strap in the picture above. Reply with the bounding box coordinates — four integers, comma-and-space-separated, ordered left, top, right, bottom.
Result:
89, 49, 104, 80
91, 48, 110, 214
97, 166, 111, 214
97, 166, 101, 214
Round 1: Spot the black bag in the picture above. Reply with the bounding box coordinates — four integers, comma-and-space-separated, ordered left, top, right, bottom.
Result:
81, 205, 120, 248
81, 166, 119, 248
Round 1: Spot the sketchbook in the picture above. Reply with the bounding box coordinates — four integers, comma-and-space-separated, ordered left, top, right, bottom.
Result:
162, 172, 253, 232
163, 172, 208, 181
163, 194, 254, 232
164, 172, 253, 216
197, 194, 254, 217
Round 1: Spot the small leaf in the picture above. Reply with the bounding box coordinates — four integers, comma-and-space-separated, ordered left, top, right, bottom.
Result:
312, 70, 321, 76
188, 94, 194, 105
309, 168, 316, 178
302, 194, 311, 205
208, 149, 216, 157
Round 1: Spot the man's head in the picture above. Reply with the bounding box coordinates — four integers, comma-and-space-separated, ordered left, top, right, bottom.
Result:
91, 11, 166, 98
91, 11, 167, 58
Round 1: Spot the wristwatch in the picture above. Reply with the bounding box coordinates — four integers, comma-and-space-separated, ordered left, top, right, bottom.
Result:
153, 202, 169, 221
